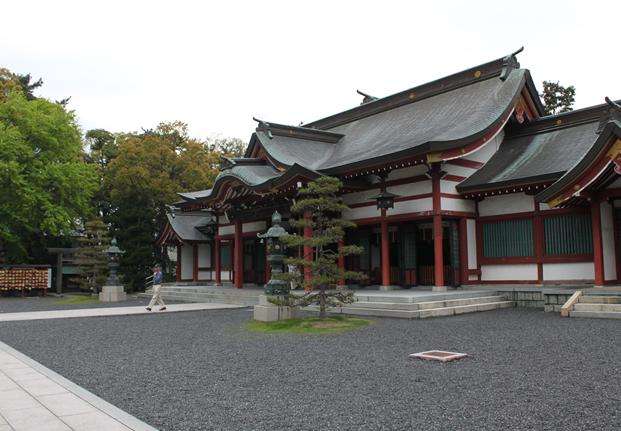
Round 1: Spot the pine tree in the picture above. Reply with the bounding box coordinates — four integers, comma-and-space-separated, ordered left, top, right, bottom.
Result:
276, 176, 365, 318
541, 81, 576, 115
72, 219, 110, 294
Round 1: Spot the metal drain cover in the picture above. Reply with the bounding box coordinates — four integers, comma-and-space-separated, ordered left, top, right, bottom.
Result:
409, 350, 468, 362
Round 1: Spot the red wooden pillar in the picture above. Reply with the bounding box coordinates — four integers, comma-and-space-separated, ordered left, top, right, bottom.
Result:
338, 239, 345, 286
234, 220, 243, 289
431, 163, 445, 289
380, 208, 391, 288
458, 218, 468, 285
176, 245, 181, 282
214, 238, 221, 285
533, 202, 544, 285
303, 212, 313, 285
192, 243, 198, 282
591, 199, 605, 287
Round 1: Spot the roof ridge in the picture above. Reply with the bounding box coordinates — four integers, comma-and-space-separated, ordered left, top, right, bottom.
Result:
507, 101, 617, 138
253, 118, 344, 143
303, 49, 525, 130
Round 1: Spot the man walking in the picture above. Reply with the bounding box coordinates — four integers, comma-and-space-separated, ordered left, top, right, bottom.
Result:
146, 265, 166, 311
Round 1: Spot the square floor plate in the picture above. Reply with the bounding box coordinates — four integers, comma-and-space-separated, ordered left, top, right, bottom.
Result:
409, 350, 468, 362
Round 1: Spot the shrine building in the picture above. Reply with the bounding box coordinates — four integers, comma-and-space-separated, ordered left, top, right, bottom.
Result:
157, 50, 621, 291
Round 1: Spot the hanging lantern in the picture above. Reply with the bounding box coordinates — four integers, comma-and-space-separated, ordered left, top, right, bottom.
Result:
369, 190, 399, 210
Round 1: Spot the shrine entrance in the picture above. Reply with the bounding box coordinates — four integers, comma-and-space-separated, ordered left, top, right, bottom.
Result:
345, 220, 461, 288
243, 238, 266, 285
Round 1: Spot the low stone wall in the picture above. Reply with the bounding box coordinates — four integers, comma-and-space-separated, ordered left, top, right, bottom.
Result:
496, 288, 576, 312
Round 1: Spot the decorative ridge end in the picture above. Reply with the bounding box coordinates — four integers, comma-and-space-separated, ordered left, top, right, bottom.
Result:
253, 117, 273, 138
219, 156, 236, 171
356, 89, 379, 105
605, 97, 621, 111
598, 97, 621, 134
500, 46, 524, 81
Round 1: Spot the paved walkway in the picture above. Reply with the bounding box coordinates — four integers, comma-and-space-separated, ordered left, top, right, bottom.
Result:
0, 303, 244, 322
0, 340, 157, 431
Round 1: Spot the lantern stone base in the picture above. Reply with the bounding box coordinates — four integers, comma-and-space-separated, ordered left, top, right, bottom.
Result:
99, 285, 127, 302
253, 295, 295, 322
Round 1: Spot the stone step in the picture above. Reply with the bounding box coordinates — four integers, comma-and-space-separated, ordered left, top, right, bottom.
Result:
347, 295, 507, 311
354, 290, 495, 304
326, 301, 513, 319
416, 296, 507, 310
573, 303, 621, 313
569, 310, 621, 319
579, 295, 621, 304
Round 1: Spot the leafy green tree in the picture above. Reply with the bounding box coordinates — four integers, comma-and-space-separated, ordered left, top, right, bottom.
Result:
105, 121, 224, 290
541, 81, 576, 115
85, 129, 118, 219
71, 219, 110, 294
0, 79, 97, 261
207, 136, 245, 158
276, 176, 365, 318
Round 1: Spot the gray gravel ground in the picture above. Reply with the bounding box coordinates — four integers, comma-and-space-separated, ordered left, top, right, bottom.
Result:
0, 294, 161, 313
0, 308, 619, 431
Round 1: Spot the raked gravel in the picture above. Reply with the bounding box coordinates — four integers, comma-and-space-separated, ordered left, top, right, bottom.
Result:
0, 308, 619, 431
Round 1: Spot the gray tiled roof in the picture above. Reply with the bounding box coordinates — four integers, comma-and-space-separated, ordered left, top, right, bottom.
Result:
256, 70, 527, 171
178, 189, 212, 201
213, 164, 281, 187
457, 120, 600, 192
166, 212, 214, 241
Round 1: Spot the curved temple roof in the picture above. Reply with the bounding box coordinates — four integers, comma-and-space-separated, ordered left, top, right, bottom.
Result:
457, 105, 612, 194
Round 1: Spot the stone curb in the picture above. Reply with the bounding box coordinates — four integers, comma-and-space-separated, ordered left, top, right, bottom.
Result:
0, 339, 159, 431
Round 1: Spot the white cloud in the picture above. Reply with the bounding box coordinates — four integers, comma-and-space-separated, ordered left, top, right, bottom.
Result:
2, 0, 618, 140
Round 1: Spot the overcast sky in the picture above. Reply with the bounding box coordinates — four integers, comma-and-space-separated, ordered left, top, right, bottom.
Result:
3, 0, 619, 142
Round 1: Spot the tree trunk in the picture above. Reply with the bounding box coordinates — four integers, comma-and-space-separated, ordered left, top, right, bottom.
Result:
319, 286, 326, 319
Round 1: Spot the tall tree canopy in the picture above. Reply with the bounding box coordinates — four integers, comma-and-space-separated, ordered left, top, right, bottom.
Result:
541, 81, 576, 116
103, 121, 243, 290
0, 71, 97, 261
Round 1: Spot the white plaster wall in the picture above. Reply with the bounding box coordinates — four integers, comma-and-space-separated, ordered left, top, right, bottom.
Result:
243, 221, 266, 233
465, 129, 504, 163
220, 271, 232, 281
218, 225, 235, 236
481, 264, 538, 281
478, 193, 534, 217
343, 205, 379, 221
467, 219, 477, 270
388, 181, 432, 197
342, 188, 380, 205
198, 270, 212, 281
391, 197, 433, 216
543, 263, 594, 281
180, 244, 194, 280
440, 180, 458, 194
443, 164, 476, 178
198, 243, 211, 268
441, 197, 475, 213
601, 201, 617, 281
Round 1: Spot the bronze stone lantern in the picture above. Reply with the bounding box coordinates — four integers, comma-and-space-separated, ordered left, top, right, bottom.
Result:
257, 211, 289, 296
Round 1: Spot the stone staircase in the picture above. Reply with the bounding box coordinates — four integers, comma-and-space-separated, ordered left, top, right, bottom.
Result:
321, 292, 514, 319
567, 293, 621, 319
139, 284, 262, 306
